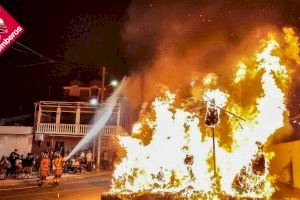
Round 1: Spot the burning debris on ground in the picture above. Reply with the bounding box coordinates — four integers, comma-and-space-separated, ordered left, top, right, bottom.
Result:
104, 28, 300, 199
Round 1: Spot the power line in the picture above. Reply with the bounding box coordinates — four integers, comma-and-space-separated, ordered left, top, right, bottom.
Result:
14, 41, 54, 62
17, 61, 54, 68
11, 41, 108, 72
11, 41, 57, 68
10, 46, 33, 55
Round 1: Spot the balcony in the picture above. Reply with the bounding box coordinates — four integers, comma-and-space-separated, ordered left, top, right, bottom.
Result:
34, 100, 125, 137
36, 123, 122, 136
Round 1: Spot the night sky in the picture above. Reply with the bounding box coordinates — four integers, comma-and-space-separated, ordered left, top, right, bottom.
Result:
0, 0, 131, 118
1, 0, 300, 122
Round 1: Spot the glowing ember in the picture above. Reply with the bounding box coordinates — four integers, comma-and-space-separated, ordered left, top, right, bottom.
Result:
110, 28, 299, 199
203, 73, 218, 87
234, 63, 247, 83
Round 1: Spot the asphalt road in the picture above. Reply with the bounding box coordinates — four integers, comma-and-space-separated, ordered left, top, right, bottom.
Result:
0, 175, 111, 200
0, 176, 300, 200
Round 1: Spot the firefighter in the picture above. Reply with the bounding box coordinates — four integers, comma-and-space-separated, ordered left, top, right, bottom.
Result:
38, 153, 50, 187
52, 153, 63, 185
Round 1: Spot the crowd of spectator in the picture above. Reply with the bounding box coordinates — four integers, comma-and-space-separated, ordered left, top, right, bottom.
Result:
0, 149, 35, 179
0, 148, 120, 181
63, 150, 94, 174
0, 149, 97, 180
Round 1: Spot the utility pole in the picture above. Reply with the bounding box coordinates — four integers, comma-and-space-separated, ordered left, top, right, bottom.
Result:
101, 67, 105, 102
96, 66, 106, 170
212, 128, 216, 177
48, 85, 51, 98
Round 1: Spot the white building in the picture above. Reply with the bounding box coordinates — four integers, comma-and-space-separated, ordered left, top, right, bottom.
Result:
0, 126, 33, 157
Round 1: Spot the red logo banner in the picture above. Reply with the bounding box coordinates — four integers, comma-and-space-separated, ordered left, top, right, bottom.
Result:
0, 5, 25, 55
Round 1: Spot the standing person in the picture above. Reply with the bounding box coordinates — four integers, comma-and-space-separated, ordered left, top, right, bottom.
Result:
23, 153, 34, 179
52, 153, 63, 185
38, 153, 50, 187
85, 150, 92, 172
15, 156, 23, 179
35, 155, 41, 173
71, 158, 80, 174
9, 149, 19, 178
6, 158, 11, 178
0, 156, 8, 179
80, 151, 85, 162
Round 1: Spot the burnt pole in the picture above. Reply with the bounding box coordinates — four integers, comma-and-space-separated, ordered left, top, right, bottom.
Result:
212, 127, 216, 177
205, 98, 218, 177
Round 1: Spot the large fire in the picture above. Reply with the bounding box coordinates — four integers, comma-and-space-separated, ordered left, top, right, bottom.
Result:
110, 28, 299, 199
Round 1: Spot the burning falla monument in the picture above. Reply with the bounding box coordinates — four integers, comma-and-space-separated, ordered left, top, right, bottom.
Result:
102, 28, 300, 199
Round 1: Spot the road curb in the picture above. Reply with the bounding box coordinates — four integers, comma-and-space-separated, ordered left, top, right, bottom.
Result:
0, 171, 112, 187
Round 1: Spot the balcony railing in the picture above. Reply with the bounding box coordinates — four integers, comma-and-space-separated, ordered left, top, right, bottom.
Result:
36, 123, 120, 136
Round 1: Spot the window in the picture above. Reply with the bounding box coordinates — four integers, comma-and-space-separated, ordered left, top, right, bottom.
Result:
80, 89, 90, 101
69, 86, 80, 96
91, 88, 98, 96
60, 112, 76, 124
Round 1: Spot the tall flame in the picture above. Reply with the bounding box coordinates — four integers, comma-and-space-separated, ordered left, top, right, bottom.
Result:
110, 28, 299, 199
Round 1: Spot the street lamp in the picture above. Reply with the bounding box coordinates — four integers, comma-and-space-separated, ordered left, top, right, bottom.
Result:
110, 80, 118, 87
100, 79, 119, 102
89, 97, 98, 106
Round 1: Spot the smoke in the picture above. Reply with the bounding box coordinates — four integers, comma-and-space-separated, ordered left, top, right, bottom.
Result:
122, 1, 284, 105
121, 1, 299, 142
66, 78, 127, 160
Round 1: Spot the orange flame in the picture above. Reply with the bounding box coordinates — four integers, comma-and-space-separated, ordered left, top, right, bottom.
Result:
110, 28, 299, 199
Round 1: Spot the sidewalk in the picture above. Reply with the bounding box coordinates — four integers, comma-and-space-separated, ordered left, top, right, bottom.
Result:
0, 170, 112, 187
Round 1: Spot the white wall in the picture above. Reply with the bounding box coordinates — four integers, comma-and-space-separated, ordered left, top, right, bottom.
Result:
0, 126, 33, 157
